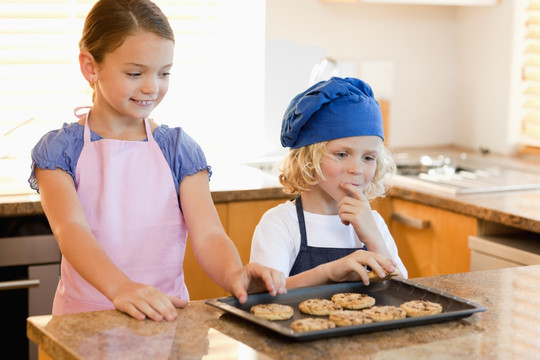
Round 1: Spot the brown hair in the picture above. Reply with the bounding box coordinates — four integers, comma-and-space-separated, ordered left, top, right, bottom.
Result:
278, 141, 396, 200
80, 0, 174, 64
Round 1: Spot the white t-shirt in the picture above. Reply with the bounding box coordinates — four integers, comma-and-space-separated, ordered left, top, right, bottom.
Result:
250, 200, 408, 278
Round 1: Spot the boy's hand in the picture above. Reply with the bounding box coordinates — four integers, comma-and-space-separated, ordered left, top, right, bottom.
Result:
338, 184, 371, 223
323, 250, 396, 286
338, 182, 380, 244
228, 263, 287, 303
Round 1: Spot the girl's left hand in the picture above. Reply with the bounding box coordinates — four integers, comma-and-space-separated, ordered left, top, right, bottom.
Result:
228, 263, 287, 303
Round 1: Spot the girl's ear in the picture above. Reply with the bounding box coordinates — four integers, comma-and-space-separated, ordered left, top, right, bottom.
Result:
79, 51, 98, 85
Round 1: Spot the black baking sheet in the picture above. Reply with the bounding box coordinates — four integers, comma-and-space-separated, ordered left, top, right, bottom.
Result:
205, 278, 487, 341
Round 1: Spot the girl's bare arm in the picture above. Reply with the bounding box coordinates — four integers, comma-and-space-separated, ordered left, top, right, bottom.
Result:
180, 171, 286, 301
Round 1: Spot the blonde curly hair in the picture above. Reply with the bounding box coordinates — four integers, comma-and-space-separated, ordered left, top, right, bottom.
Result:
278, 141, 396, 200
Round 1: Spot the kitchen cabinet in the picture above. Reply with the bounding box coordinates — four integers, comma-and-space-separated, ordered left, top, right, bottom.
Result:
185, 194, 480, 297
372, 197, 477, 278
183, 198, 289, 300
0, 215, 60, 360
469, 233, 540, 271
183, 203, 229, 300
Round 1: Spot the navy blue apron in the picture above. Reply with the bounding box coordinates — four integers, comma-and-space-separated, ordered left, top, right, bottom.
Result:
289, 196, 367, 276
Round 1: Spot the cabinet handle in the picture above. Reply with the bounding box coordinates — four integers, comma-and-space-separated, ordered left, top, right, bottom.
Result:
391, 212, 430, 230
0, 279, 40, 291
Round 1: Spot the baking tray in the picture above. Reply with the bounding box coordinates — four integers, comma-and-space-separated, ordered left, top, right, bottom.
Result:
205, 278, 487, 341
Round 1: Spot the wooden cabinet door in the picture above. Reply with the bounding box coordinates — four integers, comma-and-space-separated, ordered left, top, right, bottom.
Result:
183, 203, 230, 300
184, 198, 288, 300
388, 199, 477, 278
227, 199, 287, 264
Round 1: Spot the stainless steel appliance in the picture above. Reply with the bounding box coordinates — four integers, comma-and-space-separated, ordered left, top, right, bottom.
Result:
394, 152, 540, 195
0, 216, 60, 360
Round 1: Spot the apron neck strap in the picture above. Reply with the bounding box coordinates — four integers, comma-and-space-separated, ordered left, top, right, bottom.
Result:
81, 109, 92, 143
143, 118, 155, 143
78, 107, 154, 144
295, 196, 308, 247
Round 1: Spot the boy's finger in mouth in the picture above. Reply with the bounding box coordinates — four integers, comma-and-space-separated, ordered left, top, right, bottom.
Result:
339, 182, 362, 198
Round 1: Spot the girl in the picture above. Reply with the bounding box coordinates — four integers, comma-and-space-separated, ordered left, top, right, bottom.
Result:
29, 0, 285, 322
250, 77, 408, 289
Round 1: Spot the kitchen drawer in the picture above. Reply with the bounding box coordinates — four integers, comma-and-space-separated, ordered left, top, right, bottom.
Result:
469, 234, 540, 271
386, 198, 477, 278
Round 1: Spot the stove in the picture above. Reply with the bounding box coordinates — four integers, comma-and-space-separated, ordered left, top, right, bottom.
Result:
394, 152, 540, 195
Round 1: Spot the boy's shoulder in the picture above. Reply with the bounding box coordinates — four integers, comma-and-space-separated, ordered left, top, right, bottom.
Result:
261, 200, 296, 221
267, 200, 295, 213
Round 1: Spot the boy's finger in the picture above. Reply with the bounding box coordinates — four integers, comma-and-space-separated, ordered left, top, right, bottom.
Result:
368, 269, 400, 282
340, 182, 360, 199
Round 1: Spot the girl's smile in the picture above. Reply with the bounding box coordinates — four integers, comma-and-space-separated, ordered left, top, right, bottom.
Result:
132, 99, 156, 105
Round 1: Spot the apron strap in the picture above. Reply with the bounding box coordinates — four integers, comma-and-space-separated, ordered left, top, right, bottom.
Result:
74, 106, 91, 119
77, 107, 153, 144
80, 108, 92, 143
294, 196, 309, 249
143, 118, 155, 143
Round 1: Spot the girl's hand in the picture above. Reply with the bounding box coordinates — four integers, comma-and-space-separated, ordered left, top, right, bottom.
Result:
112, 281, 187, 322
322, 250, 396, 286
228, 263, 287, 303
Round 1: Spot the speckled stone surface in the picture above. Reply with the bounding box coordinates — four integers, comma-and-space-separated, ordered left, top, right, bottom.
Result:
386, 146, 540, 233
211, 187, 291, 204
0, 187, 292, 218
387, 182, 540, 233
27, 265, 540, 359
0, 193, 43, 217
3, 146, 539, 232
3, 179, 539, 234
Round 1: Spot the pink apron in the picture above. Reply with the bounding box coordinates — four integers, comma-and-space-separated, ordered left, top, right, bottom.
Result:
52, 111, 189, 315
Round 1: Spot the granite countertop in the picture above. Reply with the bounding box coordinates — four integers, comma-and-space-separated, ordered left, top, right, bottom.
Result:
0, 160, 288, 216
2, 147, 540, 233
27, 264, 540, 359
386, 179, 540, 233
3, 177, 539, 234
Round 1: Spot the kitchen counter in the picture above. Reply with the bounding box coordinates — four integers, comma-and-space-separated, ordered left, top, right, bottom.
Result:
27, 264, 540, 359
0, 161, 287, 217
386, 180, 540, 233
386, 146, 540, 234
2, 147, 540, 233
3, 176, 539, 234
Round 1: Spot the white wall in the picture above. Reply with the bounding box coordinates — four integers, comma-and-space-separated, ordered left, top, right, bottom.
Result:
455, 0, 521, 154
265, 0, 519, 155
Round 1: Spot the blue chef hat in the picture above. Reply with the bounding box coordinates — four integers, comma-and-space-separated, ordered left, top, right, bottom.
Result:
280, 77, 384, 149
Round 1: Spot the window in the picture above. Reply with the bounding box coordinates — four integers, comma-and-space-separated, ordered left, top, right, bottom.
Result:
0, 0, 265, 162
521, 0, 540, 155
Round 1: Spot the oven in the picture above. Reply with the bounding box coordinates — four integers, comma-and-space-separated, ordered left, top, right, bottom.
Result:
0, 216, 60, 360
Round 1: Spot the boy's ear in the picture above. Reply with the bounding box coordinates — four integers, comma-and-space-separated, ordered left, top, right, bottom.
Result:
79, 51, 98, 84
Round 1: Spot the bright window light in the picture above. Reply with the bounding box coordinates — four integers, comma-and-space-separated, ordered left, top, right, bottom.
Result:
0, 0, 265, 163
